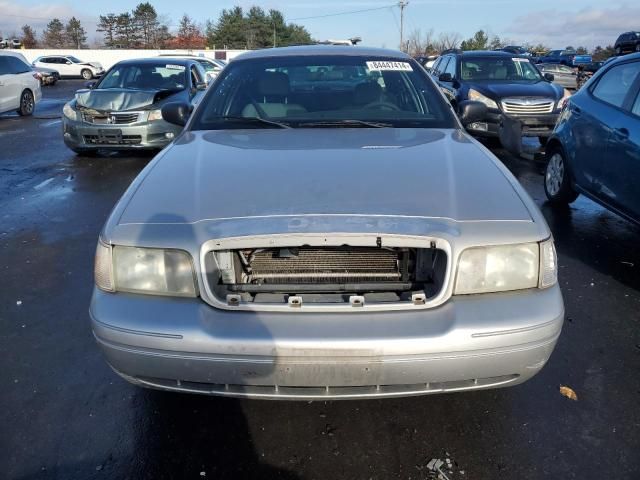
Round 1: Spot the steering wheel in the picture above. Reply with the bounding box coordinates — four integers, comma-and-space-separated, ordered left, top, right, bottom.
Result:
363, 101, 401, 111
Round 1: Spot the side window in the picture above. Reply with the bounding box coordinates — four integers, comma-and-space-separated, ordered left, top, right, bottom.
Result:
437, 57, 450, 77
431, 58, 442, 75
0, 57, 10, 75
632, 92, 640, 116
6, 57, 30, 74
591, 62, 640, 108
190, 66, 200, 86
444, 57, 457, 77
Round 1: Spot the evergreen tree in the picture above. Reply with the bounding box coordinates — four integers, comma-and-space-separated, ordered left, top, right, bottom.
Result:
42, 18, 65, 48
65, 17, 87, 49
97, 14, 118, 48
21, 25, 37, 49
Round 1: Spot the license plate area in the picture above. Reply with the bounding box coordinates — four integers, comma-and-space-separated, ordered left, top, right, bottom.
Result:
97, 128, 122, 144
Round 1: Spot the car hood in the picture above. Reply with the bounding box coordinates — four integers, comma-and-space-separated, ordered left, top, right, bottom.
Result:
118, 128, 533, 227
74, 88, 181, 111
467, 81, 562, 100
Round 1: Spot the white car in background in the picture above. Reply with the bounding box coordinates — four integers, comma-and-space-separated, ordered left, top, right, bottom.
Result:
0, 51, 41, 115
32, 55, 104, 79
157, 54, 225, 83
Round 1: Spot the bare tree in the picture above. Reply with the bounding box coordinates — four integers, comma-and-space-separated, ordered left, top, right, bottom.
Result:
406, 28, 438, 56
434, 32, 462, 52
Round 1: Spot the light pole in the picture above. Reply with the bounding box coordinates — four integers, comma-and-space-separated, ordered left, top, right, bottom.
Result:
398, 0, 408, 52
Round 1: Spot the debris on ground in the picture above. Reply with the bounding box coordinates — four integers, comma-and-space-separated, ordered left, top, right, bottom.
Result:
426, 458, 451, 480
559, 385, 578, 401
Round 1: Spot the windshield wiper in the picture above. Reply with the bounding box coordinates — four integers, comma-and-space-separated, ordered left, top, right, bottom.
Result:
297, 119, 393, 128
216, 116, 291, 129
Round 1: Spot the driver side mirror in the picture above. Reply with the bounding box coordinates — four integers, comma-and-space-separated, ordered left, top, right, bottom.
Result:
544, 73, 555, 82
438, 72, 453, 83
458, 100, 488, 126
65, 61, 72, 65
162, 102, 192, 127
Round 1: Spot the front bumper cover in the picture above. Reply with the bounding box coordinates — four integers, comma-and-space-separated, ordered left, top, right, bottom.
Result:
466, 111, 560, 138
62, 115, 183, 150
90, 285, 564, 400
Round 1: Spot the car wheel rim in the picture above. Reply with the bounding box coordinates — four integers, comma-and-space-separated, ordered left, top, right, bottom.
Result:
546, 153, 564, 196
83, 71, 91, 79
22, 93, 33, 113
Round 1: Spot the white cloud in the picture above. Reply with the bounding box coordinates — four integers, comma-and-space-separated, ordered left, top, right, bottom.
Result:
504, 4, 639, 48
0, 1, 93, 38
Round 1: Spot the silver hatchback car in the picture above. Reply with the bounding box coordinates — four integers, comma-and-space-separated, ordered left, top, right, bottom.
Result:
91, 46, 564, 400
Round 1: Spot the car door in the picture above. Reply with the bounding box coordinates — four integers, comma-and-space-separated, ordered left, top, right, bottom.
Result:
579, 60, 640, 212
602, 63, 640, 219
0, 57, 16, 112
55, 57, 73, 76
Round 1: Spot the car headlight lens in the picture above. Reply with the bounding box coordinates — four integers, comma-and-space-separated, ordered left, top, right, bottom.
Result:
468, 89, 499, 109
94, 243, 197, 297
148, 109, 163, 121
454, 243, 540, 295
63, 103, 78, 121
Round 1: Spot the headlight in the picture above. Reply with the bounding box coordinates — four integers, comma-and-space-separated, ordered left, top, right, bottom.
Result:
63, 103, 78, 121
468, 89, 499, 109
94, 243, 197, 297
557, 89, 572, 110
148, 109, 163, 121
454, 243, 540, 295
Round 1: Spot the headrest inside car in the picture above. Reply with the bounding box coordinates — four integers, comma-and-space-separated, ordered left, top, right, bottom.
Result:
258, 72, 290, 97
354, 81, 382, 105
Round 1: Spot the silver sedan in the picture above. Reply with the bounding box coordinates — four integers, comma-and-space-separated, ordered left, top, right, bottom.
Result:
90, 46, 564, 400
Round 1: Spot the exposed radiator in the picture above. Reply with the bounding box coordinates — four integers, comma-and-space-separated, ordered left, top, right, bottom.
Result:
246, 247, 401, 284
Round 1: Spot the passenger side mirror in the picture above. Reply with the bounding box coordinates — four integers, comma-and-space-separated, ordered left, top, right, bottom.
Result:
162, 102, 192, 127
458, 100, 488, 126
438, 72, 453, 83
65, 61, 72, 65
544, 73, 555, 82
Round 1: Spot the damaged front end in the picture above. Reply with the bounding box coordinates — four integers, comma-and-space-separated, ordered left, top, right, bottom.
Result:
201, 234, 451, 311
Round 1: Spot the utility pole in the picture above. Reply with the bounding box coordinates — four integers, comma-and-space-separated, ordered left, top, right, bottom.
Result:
398, 0, 408, 52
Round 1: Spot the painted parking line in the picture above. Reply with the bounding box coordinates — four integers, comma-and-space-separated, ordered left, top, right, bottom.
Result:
43, 120, 62, 127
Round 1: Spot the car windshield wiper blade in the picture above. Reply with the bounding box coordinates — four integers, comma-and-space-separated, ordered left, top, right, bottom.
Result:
216, 116, 292, 129
297, 119, 393, 128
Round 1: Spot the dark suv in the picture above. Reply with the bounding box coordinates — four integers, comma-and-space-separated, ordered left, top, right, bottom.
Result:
430, 50, 566, 145
614, 32, 640, 55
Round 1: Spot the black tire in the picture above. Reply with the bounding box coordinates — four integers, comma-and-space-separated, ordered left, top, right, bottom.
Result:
544, 147, 579, 204
17, 90, 34, 116
81, 69, 93, 80
538, 136, 549, 147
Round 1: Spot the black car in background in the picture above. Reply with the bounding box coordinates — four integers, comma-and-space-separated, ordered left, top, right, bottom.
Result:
430, 50, 567, 146
614, 32, 640, 55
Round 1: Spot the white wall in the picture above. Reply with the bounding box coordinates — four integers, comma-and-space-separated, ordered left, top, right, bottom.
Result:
20, 49, 248, 70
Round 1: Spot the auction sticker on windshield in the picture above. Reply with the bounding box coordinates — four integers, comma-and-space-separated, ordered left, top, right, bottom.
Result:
366, 61, 413, 71
512, 58, 529, 62
165, 64, 186, 70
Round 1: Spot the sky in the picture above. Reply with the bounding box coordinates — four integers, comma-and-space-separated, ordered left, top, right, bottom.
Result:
1, 0, 638, 50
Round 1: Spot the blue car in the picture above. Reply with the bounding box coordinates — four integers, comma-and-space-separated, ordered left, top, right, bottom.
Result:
544, 53, 640, 226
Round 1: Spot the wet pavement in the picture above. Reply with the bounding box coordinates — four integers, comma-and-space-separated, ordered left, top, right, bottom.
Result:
1, 81, 639, 480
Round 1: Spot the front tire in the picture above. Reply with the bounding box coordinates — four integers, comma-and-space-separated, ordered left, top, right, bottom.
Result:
17, 90, 34, 116
538, 136, 549, 147
544, 147, 579, 204
81, 69, 93, 80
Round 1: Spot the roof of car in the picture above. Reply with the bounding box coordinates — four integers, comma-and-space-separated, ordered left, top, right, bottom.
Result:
234, 45, 411, 60
115, 57, 196, 66
458, 50, 521, 57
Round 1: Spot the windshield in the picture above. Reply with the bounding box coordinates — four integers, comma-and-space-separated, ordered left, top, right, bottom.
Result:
191, 55, 456, 130
97, 63, 187, 90
67, 56, 83, 63
461, 57, 542, 82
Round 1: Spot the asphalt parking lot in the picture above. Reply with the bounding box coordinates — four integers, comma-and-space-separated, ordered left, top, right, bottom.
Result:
1, 80, 639, 480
